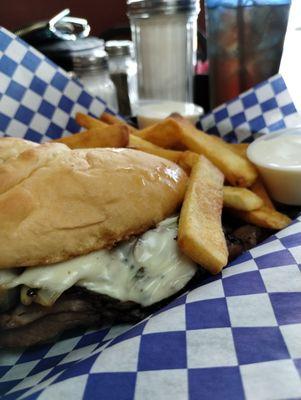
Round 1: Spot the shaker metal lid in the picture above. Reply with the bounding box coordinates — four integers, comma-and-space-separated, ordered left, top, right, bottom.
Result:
127, 0, 200, 16
15, 8, 91, 44
40, 37, 105, 55
105, 40, 134, 57
72, 48, 109, 70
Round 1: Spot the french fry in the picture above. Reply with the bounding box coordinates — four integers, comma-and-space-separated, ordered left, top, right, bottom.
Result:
250, 178, 275, 209
178, 155, 228, 274
230, 176, 291, 229
100, 112, 138, 133
223, 186, 263, 211
170, 114, 258, 187
129, 135, 198, 172
55, 125, 129, 149
75, 113, 189, 166
178, 151, 199, 172
235, 207, 291, 230
135, 118, 186, 149
76, 113, 108, 130
229, 143, 249, 158
74, 111, 290, 233
232, 177, 291, 229
128, 135, 183, 164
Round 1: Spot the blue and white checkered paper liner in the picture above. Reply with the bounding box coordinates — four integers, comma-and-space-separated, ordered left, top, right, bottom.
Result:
0, 26, 301, 400
1, 221, 301, 400
0, 27, 107, 141
199, 74, 301, 143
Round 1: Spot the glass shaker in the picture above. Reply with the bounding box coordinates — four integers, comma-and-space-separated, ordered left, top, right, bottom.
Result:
38, 37, 105, 72
105, 40, 138, 116
127, 0, 200, 102
72, 48, 118, 112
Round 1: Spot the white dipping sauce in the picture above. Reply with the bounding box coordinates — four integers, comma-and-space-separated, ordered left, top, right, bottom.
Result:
247, 129, 301, 205
137, 100, 203, 128
248, 134, 301, 168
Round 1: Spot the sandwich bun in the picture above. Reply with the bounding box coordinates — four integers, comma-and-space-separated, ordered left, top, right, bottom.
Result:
0, 137, 38, 164
0, 140, 187, 268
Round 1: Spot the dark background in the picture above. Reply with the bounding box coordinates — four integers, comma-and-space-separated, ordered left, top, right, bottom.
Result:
0, 0, 205, 37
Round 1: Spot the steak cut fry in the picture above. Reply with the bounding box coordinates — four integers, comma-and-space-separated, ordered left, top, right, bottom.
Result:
223, 186, 263, 211
178, 151, 199, 173
76, 112, 108, 130
178, 155, 228, 274
229, 143, 249, 158
128, 134, 183, 163
171, 114, 258, 187
234, 178, 291, 229
54, 125, 129, 149
100, 112, 138, 133
235, 207, 291, 230
250, 178, 275, 209
135, 118, 186, 149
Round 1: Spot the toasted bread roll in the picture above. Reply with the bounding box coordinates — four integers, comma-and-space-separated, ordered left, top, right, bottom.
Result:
0, 140, 187, 268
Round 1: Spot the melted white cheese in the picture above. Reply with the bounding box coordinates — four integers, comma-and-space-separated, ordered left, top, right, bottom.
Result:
0, 217, 197, 307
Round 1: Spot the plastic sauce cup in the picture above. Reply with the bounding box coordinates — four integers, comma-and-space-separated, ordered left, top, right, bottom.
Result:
247, 128, 301, 205
136, 100, 204, 129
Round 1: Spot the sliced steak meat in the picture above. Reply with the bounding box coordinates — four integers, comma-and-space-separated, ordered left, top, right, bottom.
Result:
0, 289, 149, 348
225, 233, 244, 261
0, 221, 272, 348
232, 224, 265, 250
0, 309, 99, 348
0, 286, 173, 347
0, 287, 19, 313
226, 224, 270, 260
0, 269, 207, 348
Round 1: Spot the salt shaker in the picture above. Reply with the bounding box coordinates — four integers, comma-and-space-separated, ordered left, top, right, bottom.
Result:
127, 0, 200, 102
105, 40, 138, 116
72, 48, 118, 112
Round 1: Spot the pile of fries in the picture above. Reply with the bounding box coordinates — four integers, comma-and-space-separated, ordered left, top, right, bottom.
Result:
54, 111, 291, 274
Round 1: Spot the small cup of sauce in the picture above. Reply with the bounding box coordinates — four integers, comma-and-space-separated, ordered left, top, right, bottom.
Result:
136, 100, 204, 129
247, 128, 301, 205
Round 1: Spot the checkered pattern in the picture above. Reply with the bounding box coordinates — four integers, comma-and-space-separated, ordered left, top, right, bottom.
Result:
199, 74, 301, 142
1, 219, 301, 400
0, 27, 106, 142
0, 27, 301, 400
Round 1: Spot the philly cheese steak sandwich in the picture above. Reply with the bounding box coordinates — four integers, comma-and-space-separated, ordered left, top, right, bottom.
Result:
0, 138, 198, 347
